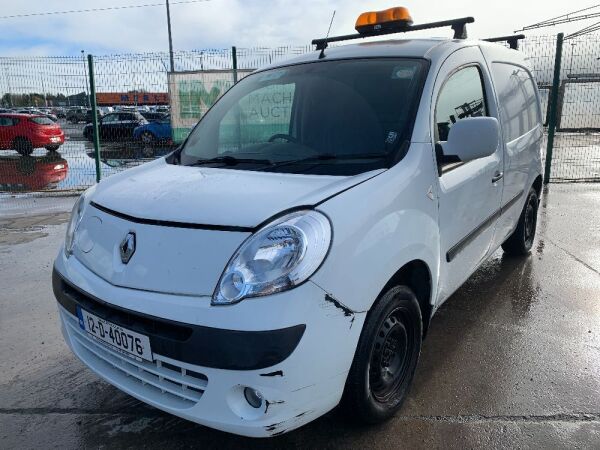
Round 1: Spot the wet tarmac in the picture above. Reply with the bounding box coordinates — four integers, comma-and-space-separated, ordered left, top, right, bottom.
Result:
0, 184, 599, 449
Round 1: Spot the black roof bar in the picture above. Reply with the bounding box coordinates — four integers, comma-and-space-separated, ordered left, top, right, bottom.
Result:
312, 17, 475, 54
483, 34, 526, 50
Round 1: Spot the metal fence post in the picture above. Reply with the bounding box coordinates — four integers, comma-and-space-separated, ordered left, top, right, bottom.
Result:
232, 46, 238, 83
87, 54, 102, 183
544, 33, 564, 184
231, 46, 242, 149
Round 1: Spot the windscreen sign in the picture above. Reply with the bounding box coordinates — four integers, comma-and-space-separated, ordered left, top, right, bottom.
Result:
168, 70, 253, 143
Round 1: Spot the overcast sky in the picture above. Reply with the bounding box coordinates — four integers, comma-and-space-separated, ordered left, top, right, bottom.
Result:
0, 1, 598, 56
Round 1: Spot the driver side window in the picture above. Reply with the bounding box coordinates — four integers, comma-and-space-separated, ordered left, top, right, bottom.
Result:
217, 83, 295, 153
435, 66, 487, 173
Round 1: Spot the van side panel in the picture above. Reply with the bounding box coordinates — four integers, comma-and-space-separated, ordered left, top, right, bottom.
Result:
485, 59, 543, 249
311, 142, 440, 313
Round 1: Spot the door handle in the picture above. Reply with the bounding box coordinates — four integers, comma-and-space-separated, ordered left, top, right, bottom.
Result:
492, 171, 504, 183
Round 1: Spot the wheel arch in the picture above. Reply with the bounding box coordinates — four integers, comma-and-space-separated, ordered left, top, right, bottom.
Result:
377, 259, 433, 338
11, 136, 33, 151
11, 135, 30, 144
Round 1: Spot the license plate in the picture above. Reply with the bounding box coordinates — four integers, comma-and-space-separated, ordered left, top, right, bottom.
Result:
50, 137, 60, 142
77, 307, 153, 362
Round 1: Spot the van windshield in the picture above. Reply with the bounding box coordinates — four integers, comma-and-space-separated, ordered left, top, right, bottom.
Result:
174, 58, 427, 176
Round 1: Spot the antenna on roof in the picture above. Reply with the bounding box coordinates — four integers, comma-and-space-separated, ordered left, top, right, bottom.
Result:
326, 10, 336, 38
319, 10, 336, 59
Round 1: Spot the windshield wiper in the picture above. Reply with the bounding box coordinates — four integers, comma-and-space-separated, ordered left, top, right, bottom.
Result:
189, 155, 272, 166
262, 153, 389, 170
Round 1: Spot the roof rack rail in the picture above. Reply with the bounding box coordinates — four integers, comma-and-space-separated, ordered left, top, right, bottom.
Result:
312, 17, 475, 53
483, 34, 526, 50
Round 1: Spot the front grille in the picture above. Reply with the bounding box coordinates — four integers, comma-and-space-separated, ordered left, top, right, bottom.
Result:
61, 309, 208, 409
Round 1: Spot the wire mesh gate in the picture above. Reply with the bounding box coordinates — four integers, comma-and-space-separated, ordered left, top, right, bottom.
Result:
550, 33, 600, 182
0, 37, 598, 207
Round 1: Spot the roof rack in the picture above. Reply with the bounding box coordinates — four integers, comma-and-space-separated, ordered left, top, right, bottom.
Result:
483, 34, 526, 50
312, 17, 475, 53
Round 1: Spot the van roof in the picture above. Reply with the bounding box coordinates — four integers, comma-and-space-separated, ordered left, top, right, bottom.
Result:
260, 38, 524, 71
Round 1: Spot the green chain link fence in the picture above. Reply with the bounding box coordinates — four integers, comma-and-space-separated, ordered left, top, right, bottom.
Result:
1, 36, 599, 210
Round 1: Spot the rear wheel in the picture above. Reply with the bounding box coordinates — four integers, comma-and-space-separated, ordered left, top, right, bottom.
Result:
13, 137, 34, 156
501, 188, 539, 255
342, 285, 422, 423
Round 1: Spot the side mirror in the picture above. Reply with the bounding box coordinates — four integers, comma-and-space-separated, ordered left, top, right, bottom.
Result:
441, 117, 499, 163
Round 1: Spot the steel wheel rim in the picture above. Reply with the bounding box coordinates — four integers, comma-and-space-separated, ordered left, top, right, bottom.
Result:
369, 307, 414, 402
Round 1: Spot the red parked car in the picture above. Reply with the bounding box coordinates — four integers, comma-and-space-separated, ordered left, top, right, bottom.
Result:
0, 113, 65, 155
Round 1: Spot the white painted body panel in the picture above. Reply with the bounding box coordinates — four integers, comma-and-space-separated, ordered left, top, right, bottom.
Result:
431, 46, 504, 303
311, 142, 440, 312
73, 205, 251, 296
91, 157, 383, 228
53, 37, 543, 437
478, 44, 544, 249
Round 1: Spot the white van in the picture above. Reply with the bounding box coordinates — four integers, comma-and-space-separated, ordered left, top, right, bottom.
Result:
53, 9, 543, 438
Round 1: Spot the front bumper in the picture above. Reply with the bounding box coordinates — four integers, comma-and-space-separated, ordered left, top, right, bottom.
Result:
53, 256, 365, 437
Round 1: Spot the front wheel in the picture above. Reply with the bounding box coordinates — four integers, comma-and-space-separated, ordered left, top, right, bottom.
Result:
342, 285, 422, 424
501, 187, 539, 255
84, 130, 94, 142
45, 145, 60, 152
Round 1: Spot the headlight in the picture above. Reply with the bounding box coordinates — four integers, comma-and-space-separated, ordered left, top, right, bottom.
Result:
64, 188, 93, 257
213, 210, 332, 305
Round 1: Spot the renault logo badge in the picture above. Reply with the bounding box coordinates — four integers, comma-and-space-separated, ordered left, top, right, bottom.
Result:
119, 232, 136, 264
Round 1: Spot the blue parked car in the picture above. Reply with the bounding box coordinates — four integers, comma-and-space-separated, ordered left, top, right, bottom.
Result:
133, 115, 172, 146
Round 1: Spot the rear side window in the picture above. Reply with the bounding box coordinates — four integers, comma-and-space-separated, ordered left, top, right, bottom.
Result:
435, 66, 487, 141
30, 117, 54, 125
491, 63, 541, 142
0, 117, 14, 126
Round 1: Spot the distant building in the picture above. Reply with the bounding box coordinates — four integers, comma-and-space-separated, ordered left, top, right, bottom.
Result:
95, 92, 169, 106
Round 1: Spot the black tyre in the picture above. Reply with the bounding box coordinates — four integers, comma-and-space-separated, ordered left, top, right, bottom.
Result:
501, 188, 539, 256
141, 131, 155, 146
13, 137, 34, 156
84, 130, 94, 142
45, 145, 60, 152
343, 285, 422, 424
141, 146, 156, 158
